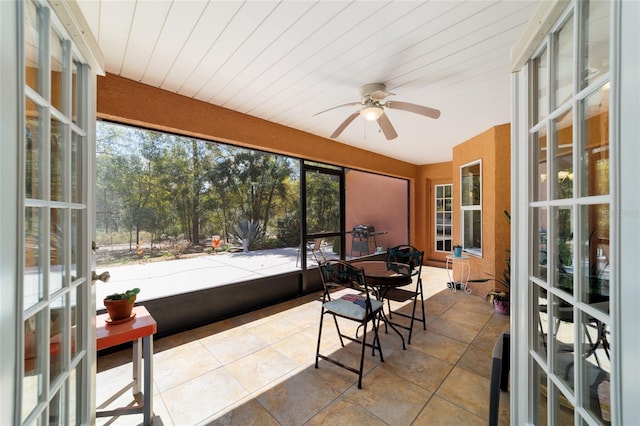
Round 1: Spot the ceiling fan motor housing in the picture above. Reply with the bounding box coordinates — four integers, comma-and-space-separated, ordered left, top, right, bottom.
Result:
360, 83, 392, 101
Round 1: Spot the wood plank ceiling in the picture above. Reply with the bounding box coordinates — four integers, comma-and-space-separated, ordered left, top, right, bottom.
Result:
77, 0, 538, 164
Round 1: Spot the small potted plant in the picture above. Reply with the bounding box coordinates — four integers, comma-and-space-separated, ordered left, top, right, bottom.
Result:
104, 288, 140, 322
453, 244, 463, 257
486, 210, 510, 314
486, 284, 509, 315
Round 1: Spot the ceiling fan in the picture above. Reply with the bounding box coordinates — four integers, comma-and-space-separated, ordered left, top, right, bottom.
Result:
314, 83, 441, 140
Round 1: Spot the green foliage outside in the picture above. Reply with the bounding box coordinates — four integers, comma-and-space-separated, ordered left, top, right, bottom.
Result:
96, 122, 302, 260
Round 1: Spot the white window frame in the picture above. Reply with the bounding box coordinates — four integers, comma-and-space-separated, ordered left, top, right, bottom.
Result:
434, 183, 453, 253
460, 160, 482, 257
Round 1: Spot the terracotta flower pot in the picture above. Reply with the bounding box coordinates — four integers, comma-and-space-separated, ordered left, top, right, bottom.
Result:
104, 297, 135, 321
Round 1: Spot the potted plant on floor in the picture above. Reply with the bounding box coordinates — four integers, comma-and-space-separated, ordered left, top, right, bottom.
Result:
486, 210, 510, 315
104, 288, 140, 322
485, 271, 510, 315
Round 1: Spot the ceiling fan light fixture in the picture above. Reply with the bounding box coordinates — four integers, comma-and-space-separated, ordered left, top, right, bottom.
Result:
360, 104, 383, 121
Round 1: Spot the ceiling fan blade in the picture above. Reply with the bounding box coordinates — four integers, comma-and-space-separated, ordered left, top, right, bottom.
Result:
377, 112, 398, 140
386, 101, 441, 119
313, 102, 360, 116
330, 112, 360, 138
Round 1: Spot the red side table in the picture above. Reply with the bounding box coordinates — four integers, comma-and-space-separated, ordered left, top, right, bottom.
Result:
96, 305, 157, 425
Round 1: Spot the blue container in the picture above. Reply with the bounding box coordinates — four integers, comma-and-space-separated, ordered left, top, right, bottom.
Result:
454, 247, 462, 257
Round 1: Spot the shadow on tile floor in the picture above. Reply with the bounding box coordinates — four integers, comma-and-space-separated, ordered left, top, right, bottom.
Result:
96, 267, 511, 425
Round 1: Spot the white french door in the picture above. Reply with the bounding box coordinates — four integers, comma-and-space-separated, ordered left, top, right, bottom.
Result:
1, 0, 101, 424
512, 0, 640, 424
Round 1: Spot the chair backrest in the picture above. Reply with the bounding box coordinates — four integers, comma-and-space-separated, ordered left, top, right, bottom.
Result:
312, 247, 327, 264
386, 245, 424, 277
311, 238, 326, 264
319, 260, 368, 298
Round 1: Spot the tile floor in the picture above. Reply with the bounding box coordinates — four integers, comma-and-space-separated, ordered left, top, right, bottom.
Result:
96, 266, 511, 425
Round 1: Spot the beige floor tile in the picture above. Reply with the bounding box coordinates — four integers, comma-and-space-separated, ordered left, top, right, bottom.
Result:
96, 359, 135, 399
225, 347, 298, 393
440, 307, 492, 331
97, 347, 135, 373
381, 347, 454, 393
245, 316, 304, 345
424, 299, 453, 317
375, 323, 408, 356
483, 313, 511, 333
161, 367, 249, 425
413, 395, 485, 425
453, 294, 496, 313
306, 397, 387, 426
435, 366, 491, 420
343, 367, 431, 426
270, 328, 321, 367
314, 339, 383, 389
197, 398, 279, 426
498, 390, 511, 426
426, 290, 464, 308
456, 344, 493, 379
256, 368, 342, 424
150, 392, 175, 426
410, 330, 468, 364
311, 358, 363, 392
473, 324, 508, 352
278, 300, 322, 328
427, 317, 480, 344
153, 340, 222, 392
199, 327, 269, 364
153, 329, 197, 353
189, 316, 246, 340
96, 360, 152, 426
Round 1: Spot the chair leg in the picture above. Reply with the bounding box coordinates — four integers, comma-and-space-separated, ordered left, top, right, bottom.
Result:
406, 282, 426, 344
373, 316, 384, 363
407, 293, 419, 344
358, 320, 367, 389
315, 309, 325, 368
333, 315, 345, 347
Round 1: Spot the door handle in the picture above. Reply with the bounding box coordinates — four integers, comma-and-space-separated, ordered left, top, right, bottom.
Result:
91, 271, 110, 284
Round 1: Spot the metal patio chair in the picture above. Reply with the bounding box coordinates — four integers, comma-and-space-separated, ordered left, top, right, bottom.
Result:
315, 260, 384, 389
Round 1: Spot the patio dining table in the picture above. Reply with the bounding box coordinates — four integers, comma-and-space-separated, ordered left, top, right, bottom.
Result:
350, 260, 413, 349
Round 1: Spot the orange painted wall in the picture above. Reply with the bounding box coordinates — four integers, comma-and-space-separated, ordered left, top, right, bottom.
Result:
345, 170, 409, 254
415, 161, 453, 266
452, 124, 511, 296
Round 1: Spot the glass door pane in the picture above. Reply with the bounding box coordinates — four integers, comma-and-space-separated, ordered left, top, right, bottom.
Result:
305, 171, 340, 235
554, 206, 574, 295
304, 166, 342, 266
580, 85, 609, 197
554, 14, 574, 108
581, 0, 610, 89
553, 109, 574, 200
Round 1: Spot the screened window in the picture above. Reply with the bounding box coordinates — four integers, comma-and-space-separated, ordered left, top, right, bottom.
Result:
95, 121, 410, 304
